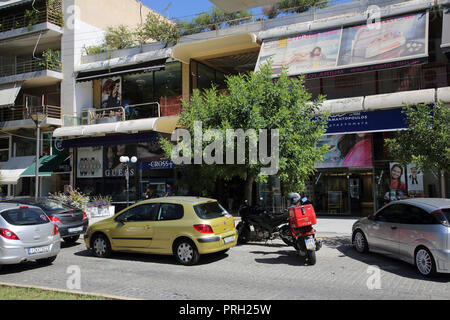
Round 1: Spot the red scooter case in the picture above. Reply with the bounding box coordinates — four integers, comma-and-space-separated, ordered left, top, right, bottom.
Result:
288, 204, 317, 228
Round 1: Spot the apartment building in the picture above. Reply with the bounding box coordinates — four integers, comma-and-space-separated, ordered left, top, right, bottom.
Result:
0, 0, 162, 198
53, 0, 450, 215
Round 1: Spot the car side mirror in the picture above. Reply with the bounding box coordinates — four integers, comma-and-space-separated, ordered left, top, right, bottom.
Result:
116, 215, 127, 224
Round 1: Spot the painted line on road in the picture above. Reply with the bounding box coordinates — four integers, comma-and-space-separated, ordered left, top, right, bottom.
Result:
0, 281, 140, 300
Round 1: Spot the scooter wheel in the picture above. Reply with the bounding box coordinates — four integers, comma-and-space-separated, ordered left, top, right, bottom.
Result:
236, 222, 250, 245
307, 250, 316, 265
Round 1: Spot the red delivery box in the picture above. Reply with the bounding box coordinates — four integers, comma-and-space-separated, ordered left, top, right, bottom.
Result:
288, 204, 317, 228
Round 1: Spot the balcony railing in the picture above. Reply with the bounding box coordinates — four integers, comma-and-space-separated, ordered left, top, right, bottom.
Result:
87, 102, 162, 125
0, 58, 61, 78
0, 1, 63, 34
0, 105, 61, 122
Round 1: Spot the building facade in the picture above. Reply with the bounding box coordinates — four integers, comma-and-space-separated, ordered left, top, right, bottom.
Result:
0, 0, 164, 198
52, 0, 450, 215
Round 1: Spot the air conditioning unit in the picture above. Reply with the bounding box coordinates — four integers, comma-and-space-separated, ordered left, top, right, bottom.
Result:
81, 108, 92, 125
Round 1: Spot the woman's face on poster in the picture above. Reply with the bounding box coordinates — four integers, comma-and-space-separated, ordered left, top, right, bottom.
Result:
391, 166, 402, 180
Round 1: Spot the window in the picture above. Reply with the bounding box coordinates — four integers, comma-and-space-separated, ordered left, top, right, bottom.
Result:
13, 135, 35, 157
398, 205, 438, 225
117, 203, 159, 222
154, 62, 182, 100
1, 208, 49, 226
157, 203, 183, 221
0, 137, 9, 162
376, 204, 404, 223
194, 201, 228, 219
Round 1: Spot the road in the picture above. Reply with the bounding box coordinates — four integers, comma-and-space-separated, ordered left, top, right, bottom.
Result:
0, 236, 449, 300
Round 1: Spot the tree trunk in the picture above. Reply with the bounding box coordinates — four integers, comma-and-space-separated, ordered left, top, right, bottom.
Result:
440, 170, 447, 198
244, 175, 254, 205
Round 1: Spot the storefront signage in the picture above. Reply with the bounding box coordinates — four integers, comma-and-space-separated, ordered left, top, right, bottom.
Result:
323, 108, 407, 135
77, 147, 103, 178
138, 160, 174, 170
256, 11, 428, 78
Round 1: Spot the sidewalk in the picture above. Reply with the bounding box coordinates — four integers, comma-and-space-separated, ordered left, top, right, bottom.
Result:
88, 215, 360, 237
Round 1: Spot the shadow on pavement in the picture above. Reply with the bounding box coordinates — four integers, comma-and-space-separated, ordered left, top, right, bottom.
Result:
0, 261, 56, 275
321, 236, 450, 282
73, 248, 229, 266
250, 249, 315, 267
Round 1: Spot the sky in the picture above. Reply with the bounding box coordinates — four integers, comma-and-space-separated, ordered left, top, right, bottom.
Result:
142, 0, 223, 21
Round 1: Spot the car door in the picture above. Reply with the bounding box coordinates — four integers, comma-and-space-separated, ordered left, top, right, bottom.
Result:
396, 204, 441, 263
368, 204, 402, 256
109, 203, 159, 251
151, 203, 184, 252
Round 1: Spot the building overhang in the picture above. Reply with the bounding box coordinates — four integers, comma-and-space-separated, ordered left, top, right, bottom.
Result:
208, 0, 282, 13
172, 33, 260, 64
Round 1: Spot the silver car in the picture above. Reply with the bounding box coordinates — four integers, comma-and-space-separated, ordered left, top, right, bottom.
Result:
352, 198, 450, 277
0, 203, 60, 268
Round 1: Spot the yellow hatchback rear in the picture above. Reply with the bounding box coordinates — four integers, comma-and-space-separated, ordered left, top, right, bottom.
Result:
84, 197, 237, 265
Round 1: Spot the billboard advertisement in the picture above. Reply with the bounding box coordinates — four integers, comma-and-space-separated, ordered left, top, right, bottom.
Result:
315, 133, 373, 168
77, 147, 103, 178
256, 11, 428, 78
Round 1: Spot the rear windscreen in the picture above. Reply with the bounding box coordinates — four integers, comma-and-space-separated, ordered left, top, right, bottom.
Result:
1, 208, 49, 226
194, 202, 229, 220
39, 199, 75, 212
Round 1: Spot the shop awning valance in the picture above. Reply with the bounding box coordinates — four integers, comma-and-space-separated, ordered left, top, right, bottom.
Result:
255, 11, 429, 79
60, 131, 159, 149
53, 116, 179, 139
76, 59, 167, 82
441, 6, 450, 52
0, 156, 35, 185
0, 82, 22, 108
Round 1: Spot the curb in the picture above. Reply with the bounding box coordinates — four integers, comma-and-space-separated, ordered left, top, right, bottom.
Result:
0, 281, 139, 300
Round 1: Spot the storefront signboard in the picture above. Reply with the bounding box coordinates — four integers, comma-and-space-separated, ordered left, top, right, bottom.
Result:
256, 11, 429, 78
138, 160, 174, 170
77, 147, 103, 178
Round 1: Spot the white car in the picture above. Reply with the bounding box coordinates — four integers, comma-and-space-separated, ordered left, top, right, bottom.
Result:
352, 198, 450, 277
0, 203, 61, 268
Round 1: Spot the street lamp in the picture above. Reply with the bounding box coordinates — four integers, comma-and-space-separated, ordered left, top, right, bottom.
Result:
120, 156, 137, 207
30, 107, 47, 201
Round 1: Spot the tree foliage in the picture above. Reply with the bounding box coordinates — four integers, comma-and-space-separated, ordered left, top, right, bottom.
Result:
162, 61, 329, 201
262, 0, 328, 19
139, 12, 180, 45
385, 103, 450, 175
104, 25, 135, 50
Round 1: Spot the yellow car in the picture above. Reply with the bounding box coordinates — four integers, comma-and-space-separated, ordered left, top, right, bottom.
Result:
84, 197, 237, 265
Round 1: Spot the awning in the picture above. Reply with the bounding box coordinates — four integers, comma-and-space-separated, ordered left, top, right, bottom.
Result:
53, 116, 179, 138
61, 132, 159, 149
76, 59, 167, 82
255, 11, 429, 79
0, 156, 35, 185
442, 5, 450, 51
0, 0, 33, 9
20, 153, 70, 178
0, 82, 22, 108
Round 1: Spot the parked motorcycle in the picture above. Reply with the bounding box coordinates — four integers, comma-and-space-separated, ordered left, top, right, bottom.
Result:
278, 193, 322, 265
236, 200, 289, 244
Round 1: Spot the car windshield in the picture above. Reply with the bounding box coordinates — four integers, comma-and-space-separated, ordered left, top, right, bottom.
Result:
194, 201, 230, 220
1, 208, 49, 226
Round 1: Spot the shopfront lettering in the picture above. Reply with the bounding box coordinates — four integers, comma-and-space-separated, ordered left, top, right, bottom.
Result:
104, 168, 135, 177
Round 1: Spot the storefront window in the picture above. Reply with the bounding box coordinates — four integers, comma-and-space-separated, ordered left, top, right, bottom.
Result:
13, 134, 35, 157
154, 62, 182, 100
197, 63, 215, 92
122, 72, 154, 105
257, 176, 283, 213
0, 137, 9, 162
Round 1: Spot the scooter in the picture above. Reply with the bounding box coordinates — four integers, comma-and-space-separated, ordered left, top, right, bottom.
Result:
278, 193, 322, 265
236, 200, 289, 244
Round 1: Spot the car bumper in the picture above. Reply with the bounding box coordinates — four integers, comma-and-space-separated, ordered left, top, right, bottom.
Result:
0, 237, 60, 265
432, 248, 450, 274
58, 220, 89, 238
195, 231, 237, 254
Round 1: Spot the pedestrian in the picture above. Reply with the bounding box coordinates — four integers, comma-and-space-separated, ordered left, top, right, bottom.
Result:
165, 183, 173, 197
145, 187, 155, 199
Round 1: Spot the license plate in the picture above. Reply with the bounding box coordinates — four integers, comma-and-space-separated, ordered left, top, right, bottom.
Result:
305, 238, 316, 250
250, 225, 255, 232
223, 236, 234, 244
68, 227, 83, 233
27, 245, 50, 255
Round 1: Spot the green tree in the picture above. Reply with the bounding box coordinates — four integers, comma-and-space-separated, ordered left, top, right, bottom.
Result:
162, 61, 329, 203
385, 103, 450, 197
276, 0, 328, 14
138, 12, 180, 45
104, 25, 136, 50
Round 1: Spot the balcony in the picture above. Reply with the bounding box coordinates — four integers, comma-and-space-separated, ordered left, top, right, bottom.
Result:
0, 104, 62, 130
0, 56, 62, 86
0, 0, 63, 34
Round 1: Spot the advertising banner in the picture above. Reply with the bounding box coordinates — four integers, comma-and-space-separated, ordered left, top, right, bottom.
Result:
101, 77, 122, 109
256, 11, 428, 78
407, 163, 424, 197
315, 133, 373, 168
77, 147, 103, 178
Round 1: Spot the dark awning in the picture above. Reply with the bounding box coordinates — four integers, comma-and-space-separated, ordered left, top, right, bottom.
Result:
62, 131, 159, 149
76, 59, 167, 82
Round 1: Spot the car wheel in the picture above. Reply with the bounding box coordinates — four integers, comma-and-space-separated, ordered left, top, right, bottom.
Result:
91, 234, 112, 258
36, 256, 57, 265
64, 235, 80, 244
353, 230, 369, 253
415, 247, 436, 277
174, 239, 199, 266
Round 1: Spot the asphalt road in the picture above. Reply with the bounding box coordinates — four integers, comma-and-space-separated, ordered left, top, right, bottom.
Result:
0, 236, 449, 300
